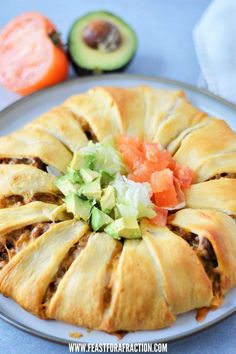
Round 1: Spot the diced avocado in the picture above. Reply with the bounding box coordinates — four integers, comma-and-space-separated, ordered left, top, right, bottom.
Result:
91, 207, 113, 231
80, 168, 100, 183
67, 167, 83, 184
55, 176, 80, 196
68, 11, 137, 75
114, 206, 121, 219
104, 217, 141, 240
100, 170, 114, 187
109, 206, 120, 220
65, 193, 92, 221
100, 186, 116, 213
79, 178, 101, 201
70, 151, 95, 170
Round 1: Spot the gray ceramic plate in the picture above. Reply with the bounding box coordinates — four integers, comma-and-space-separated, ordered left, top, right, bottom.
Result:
0, 74, 236, 345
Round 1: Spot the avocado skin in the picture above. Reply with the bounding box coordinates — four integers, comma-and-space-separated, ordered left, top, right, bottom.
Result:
68, 11, 137, 75
69, 51, 135, 76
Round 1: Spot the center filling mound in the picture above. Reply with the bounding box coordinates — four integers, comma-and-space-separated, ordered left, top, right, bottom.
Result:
55, 136, 193, 240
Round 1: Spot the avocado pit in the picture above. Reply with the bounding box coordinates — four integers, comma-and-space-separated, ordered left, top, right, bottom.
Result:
83, 20, 122, 52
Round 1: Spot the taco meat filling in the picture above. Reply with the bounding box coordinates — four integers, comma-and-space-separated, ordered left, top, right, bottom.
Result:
169, 225, 220, 297
0, 193, 62, 208
209, 172, 236, 180
0, 195, 24, 208
0, 157, 47, 171
0, 222, 51, 270
42, 233, 90, 309
29, 193, 62, 204
75, 116, 97, 142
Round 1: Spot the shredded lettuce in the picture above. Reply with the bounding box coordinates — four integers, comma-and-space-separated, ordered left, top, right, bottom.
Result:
111, 174, 156, 220
71, 141, 126, 175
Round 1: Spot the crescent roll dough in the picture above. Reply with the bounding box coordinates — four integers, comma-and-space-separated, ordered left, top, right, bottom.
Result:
0, 201, 67, 235
142, 222, 213, 315
194, 152, 236, 182
153, 94, 209, 148
96, 87, 146, 139
174, 119, 236, 182
0, 127, 72, 172
142, 86, 184, 142
0, 165, 58, 200
167, 120, 211, 154
63, 91, 123, 141
47, 232, 121, 329
28, 106, 88, 152
169, 209, 236, 294
0, 220, 88, 315
185, 178, 236, 215
101, 238, 175, 332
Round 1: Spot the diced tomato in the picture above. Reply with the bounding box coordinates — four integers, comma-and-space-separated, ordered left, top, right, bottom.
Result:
150, 169, 173, 193
167, 157, 176, 171
119, 144, 144, 170
173, 177, 185, 204
150, 207, 168, 226
157, 150, 172, 169
143, 142, 172, 169
117, 135, 193, 211
128, 172, 143, 183
154, 184, 178, 208
173, 163, 193, 188
129, 162, 152, 182
142, 142, 161, 161
129, 160, 160, 183
117, 136, 142, 150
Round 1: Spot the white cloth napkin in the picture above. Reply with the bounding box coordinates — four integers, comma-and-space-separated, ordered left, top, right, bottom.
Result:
194, 0, 236, 103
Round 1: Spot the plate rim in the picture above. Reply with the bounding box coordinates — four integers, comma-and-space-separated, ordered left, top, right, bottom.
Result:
0, 73, 236, 345
1, 73, 236, 117
1, 302, 236, 346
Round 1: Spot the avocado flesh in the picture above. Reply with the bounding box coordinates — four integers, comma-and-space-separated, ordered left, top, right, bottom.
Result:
104, 217, 141, 240
100, 170, 114, 188
55, 176, 80, 196
80, 168, 100, 183
70, 152, 95, 171
67, 167, 83, 184
79, 178, 101, 201
69, 11, 137, 73
91, 207, 113, 231
65, 193, 92, 221
100, 186, 116, 213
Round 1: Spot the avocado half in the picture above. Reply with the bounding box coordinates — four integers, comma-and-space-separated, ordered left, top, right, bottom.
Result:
68, 11, 137, 75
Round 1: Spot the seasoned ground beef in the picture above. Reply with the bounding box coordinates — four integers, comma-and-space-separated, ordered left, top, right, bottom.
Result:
0, 157, 47, 171
0, 222, 51, 270
169, 225, 220, 295
0, 193, 62, 209
42, 233, 90, 305
30, 223, 51, 240
29, 193, 62, 205
76, 116, 97, 142
0, 195, 24, 208
0, 243, 8, 270
209, 172, 236, 180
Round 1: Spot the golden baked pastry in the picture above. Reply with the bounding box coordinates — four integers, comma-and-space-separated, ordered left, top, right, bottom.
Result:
0, 86, 235, 333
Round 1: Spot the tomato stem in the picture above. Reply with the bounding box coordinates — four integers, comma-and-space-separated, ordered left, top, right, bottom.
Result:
49, 31, 63, 48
